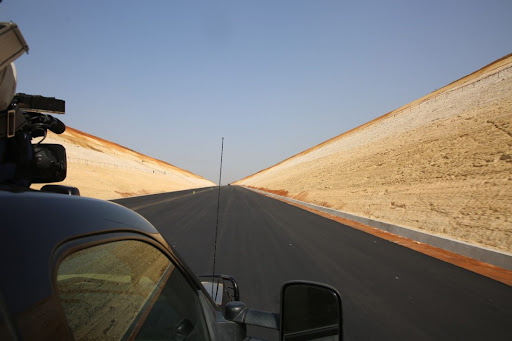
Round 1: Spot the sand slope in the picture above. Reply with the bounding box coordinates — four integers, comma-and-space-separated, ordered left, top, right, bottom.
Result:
236, 54, 512, 253
32, 127, 216, 199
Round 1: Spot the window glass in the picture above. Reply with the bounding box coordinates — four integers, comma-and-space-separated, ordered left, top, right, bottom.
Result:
56, 240, 209, 340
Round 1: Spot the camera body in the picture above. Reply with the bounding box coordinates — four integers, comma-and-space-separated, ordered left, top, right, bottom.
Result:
0, 94, 67, 187
0, 22, 68, 188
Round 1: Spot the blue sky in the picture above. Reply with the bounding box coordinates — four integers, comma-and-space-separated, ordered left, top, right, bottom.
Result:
2, 0, 511, 184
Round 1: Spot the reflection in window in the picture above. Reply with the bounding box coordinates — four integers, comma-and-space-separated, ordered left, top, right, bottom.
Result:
56, 240, 209, 340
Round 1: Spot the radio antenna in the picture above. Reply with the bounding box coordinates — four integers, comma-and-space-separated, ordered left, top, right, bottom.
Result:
212, 137, 224, 276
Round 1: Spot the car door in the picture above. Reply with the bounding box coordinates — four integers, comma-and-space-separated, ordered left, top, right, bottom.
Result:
52, 233, 212, 341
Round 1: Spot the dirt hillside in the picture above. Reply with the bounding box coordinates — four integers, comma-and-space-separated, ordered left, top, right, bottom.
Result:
235, 54, 512, 254
32, 127, 216, 199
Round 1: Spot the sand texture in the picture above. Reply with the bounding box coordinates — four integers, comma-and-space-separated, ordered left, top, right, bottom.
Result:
32, 127, 216, 199
236, 54, 512, 254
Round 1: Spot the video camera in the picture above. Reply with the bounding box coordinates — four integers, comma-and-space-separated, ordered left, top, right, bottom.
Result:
0, 22, 68, 188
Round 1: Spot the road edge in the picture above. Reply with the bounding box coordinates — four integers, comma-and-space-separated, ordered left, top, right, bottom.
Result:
241, 186, 512, 286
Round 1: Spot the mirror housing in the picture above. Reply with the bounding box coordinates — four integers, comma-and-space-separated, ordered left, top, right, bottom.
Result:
280, 281, 342, 341
41, 184, 80, 196
224, 301, 279, 330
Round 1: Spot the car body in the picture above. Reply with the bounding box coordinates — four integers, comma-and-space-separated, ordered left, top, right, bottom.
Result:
0, 186, 342, 340
0, 186, 247, 340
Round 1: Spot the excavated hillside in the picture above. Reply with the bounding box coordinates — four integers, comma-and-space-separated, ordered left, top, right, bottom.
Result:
235, 54, 512, 254
32, 127, 216, 199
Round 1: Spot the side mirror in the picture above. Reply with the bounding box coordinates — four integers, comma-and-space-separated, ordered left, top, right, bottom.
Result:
40, 184, 80, 196
280, 281, 342, 341
198, 274, 239, 308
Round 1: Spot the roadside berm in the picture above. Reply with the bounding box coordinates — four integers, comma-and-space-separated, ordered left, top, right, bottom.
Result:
32, 127, 216, 199
235, 54, 512, 254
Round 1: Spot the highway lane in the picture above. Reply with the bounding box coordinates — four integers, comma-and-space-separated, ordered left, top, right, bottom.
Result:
115, 186, 512, 341
111, 186, 215, 210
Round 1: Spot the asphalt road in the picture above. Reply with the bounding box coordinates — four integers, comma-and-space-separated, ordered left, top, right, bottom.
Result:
114, 186, 512, 341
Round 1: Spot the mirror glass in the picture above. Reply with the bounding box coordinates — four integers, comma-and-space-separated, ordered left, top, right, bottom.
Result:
200, 278, 225, 306
281, 283, 342, 341
198, 275, 239, 308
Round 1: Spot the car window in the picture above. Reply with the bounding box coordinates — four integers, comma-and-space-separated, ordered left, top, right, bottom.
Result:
56, 240, 210, 340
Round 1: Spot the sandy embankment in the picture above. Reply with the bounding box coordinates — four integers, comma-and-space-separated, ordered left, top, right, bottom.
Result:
32, 128, 216, 199
236, 54, 512, 254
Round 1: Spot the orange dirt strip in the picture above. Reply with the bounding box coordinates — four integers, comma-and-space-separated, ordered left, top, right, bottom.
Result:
248, 187, 512, 287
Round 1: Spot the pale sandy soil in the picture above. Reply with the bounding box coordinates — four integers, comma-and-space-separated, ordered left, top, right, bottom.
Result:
236, 54, 512, 254
32, 127, 216, 199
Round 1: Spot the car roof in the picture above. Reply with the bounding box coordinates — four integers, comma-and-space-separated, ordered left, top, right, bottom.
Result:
0, 187, 165, 316
1, 187, 159, 237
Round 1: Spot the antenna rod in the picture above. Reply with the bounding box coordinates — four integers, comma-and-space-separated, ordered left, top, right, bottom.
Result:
212, 137, 224, 276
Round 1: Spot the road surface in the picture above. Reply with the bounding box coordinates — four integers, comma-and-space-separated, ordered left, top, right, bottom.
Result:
114, 186, 512, 340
